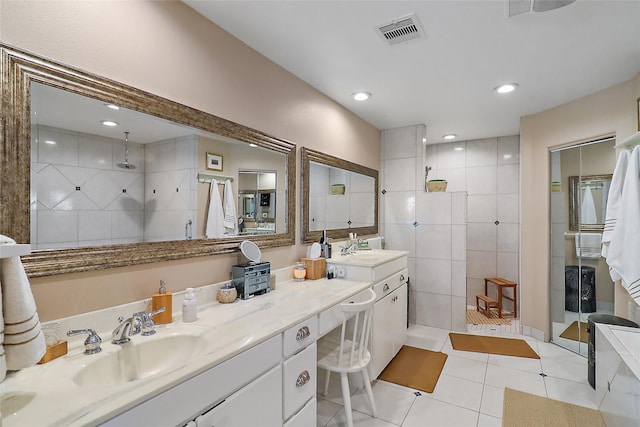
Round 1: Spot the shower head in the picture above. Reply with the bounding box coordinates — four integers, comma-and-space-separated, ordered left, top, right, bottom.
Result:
116, 131, 137, 170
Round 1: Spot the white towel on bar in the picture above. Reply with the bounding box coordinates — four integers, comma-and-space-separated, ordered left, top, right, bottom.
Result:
607, 145, 640, 303
0, 235, 46, 382
205, 179, 225, 238
602, 150, 629, 259
574, 233, 602, 259
367, 236, 384, 249
580, 186, 598, 224
223, 180, 237, 235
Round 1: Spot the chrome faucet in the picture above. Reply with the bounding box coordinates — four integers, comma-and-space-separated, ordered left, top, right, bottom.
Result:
340, 242, 358, 256
112, 312, 144, 344
140, 307, 166, 336
67, 328, 102, 355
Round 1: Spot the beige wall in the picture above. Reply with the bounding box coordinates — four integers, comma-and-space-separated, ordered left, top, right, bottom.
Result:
521, 73, 640, 339
1, 1, 380, 320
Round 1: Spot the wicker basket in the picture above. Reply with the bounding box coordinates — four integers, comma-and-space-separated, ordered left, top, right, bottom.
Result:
427, 180, 447, 192
330, 184, 346, 195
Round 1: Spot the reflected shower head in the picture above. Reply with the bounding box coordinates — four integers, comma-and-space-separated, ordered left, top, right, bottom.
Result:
116, 131, 136, 170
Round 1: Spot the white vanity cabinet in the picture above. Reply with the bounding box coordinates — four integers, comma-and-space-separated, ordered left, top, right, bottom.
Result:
370, 270, 408, 379
101, 335, 282, 427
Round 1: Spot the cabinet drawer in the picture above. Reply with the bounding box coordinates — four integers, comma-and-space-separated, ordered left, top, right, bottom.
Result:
283, 317, 318, 358
373, 268, 408, 301
284, 397, 316, 427
283, 343, 317, 420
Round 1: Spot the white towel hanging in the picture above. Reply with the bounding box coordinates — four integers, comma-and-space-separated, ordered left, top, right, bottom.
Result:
223, 180, 237, 235
580, 186, 598, 224
602, 150, 629, 259
205, 179, 225, 238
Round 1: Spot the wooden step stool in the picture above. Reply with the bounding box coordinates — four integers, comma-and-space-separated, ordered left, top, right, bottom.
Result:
476, 294, 499, 317
484, 277, 518, 319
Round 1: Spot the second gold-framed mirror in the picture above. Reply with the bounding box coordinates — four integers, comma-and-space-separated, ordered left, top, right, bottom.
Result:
301, 148, 378, 243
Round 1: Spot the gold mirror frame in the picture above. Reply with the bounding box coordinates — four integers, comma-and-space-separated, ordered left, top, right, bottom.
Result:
568, 174, 612, 232
0, 45, 295, 277
300, 147, 378, 243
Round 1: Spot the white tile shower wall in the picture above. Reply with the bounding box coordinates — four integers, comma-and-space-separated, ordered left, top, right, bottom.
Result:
144, 136, 198, 241
381, 125, 466, 332
31, 125, 145, 249
431, 136, 520, 312
381, 126, 519, 327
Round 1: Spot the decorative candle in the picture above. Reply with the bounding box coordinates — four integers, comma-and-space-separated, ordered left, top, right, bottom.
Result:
294, 262, 307, 281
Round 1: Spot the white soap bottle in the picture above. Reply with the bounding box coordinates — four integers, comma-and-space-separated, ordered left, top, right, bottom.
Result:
182, 288, 197, 322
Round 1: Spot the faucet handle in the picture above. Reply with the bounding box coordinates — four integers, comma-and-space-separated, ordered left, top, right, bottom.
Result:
67, 328, 102, 355
140, 307, 166, 336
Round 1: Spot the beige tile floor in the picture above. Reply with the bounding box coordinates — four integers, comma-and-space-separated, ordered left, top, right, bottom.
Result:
317, 322, 595, 427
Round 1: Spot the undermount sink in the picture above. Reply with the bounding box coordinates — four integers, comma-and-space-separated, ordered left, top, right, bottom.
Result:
74, 334, 207, 387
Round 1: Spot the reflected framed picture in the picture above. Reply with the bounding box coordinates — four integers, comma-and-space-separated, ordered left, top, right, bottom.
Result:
206, 152, 223, 171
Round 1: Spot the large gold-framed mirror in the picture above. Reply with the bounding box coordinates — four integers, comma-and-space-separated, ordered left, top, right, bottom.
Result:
301, 148, 378, 243
0, 45, 295, 277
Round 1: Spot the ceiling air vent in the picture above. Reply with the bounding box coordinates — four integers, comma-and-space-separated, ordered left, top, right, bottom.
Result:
376, 13, 425, 46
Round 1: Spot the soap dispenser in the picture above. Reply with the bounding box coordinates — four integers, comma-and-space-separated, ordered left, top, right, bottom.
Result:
182, 288, 197, 323
152, 280, 173, 324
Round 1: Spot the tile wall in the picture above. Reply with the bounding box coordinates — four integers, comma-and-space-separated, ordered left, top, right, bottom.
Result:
380, 125, 521, 328
30, 125, 197, 248
380, 125, 466, 331
309, 163, 375, 231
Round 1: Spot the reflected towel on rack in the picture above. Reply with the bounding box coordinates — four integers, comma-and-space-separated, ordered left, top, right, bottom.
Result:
575, 233, 602, 259
205, 179, 225, 238
607, 146, 640, 303
602, 150, 629, 259
223, 180, 237, 235
0, 235, 46, 382
580, 186, 598, 224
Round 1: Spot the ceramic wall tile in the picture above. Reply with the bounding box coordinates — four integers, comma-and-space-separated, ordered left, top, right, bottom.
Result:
415, 258, 452, 294
382, 191, 415, 224
350, 192, 375, 224
34, 165, 74, 209
383, 223, 416, 256
467, 223, 496, 252
497, 252, 519, 283
79, 135, 113, 170
416, 192, 452, 225
452, 225, 467, 261
498, 164, 519, 194
78, 211, 112, 241
466, 138, 497, 167
112, 211, 143, 239
497, 223, 519, 253
452, 261, 467, 297
416, 224, 452, 260
497, 135, 520, 165
550, 223, 566, 257
383, 157, 416, 192
37, 126, 79, 166
382, 126, 419, 160
467, 277, 486, 306
451, 192, 467, 225
37, 211, 78, 243
451, 296, 467, 332
497, 194, 519, 223
467, 195, 497, 223
436, 167, 466, 192
466, 166, 497, 195
437, 142, 467, 169
467, 250, 497, 279
415, 292, 452, 329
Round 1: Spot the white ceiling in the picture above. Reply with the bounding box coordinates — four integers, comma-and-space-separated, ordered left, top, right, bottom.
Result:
183, 0, 640, 144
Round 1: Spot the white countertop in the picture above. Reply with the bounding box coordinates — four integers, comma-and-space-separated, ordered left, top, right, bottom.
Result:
1, 277, 370, 427
326, 249, 409, 267
596, 322, 640, 380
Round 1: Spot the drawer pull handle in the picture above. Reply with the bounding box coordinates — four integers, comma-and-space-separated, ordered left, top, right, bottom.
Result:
400, 274, 405, 282
383, 284, 389, 292
296, 370, 311, 387
296, 326, 310, 341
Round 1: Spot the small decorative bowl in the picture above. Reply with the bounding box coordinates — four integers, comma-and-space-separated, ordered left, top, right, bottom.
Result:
217, 286, 237, 303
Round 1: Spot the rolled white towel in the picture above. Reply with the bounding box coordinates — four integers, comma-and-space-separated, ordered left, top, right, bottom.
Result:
0, 235, 46, 377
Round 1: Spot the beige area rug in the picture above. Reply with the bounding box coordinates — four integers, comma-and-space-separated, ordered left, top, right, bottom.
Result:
502, 388, 605, 427
377, 345, 448, 393
449, 333, 540, 359
467, 308, 511, 325
559, 321, 588, 343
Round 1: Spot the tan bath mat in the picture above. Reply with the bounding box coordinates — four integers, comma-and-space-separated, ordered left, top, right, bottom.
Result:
378, 345, 448, 393
449, 333, 539, 359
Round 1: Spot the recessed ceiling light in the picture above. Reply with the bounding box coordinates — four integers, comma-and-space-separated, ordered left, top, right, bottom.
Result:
101, 120, 118, 127
352, 92, 371, 101
44, 140, 56, 145
494, 83, 519, 94
453, 146, 464, 151
443, 134, 457, 140
105, 104, 120, 110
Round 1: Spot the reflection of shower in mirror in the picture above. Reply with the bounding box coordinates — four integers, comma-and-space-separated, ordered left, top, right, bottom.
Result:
116, 131, 137, 170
